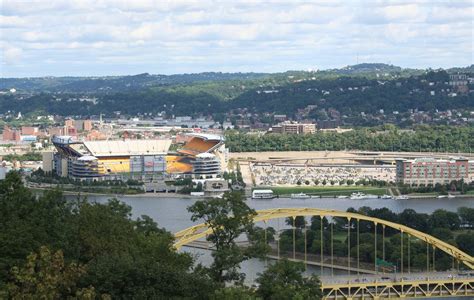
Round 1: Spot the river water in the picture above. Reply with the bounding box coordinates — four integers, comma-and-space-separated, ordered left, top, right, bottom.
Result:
80, 195, 474, 234
78, 194, 474, 296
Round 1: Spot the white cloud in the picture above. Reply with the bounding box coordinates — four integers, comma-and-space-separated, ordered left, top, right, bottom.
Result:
0, 0, 472, 76
1, 45, 23, 65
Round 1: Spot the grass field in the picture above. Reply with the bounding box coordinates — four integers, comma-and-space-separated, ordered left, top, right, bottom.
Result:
255, 186, 389, 196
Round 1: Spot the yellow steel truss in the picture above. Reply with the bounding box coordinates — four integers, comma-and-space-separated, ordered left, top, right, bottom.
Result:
322, 278, 474, 299
174, 207, 474, 270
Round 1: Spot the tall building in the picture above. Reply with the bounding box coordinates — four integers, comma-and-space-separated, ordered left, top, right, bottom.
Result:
396, 157, 474, 186
42, 152, 54, 173
64, 119, 93, 133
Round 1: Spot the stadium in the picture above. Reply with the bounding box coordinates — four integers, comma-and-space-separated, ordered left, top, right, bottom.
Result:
51, 134, 226, 180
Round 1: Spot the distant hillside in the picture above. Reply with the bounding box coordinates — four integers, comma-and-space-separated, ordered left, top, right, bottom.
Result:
0, 63, 435, 94
1, 69, 472, 120
337, 63, 402, 73
447, 65, 474, 74
0, 65, 473, 122
0, 72, 270, 93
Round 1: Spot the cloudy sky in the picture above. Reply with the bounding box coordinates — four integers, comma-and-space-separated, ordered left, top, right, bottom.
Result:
1, 0, 473, 77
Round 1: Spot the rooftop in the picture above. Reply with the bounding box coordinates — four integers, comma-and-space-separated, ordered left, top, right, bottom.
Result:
83, 139, 172, 157
186, 133, 224, 141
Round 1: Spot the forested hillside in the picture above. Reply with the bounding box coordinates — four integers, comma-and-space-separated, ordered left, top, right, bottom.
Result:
0, 72, 269, 93
0, 65, 472, 119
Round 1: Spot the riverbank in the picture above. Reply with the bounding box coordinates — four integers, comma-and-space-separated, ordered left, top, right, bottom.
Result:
31, 187, 195, 199
255, 186, 389, 196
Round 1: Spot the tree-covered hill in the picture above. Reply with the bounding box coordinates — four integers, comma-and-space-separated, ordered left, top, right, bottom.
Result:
228, 70, 473, 116
0, 63, 423, 94
0, 67, 472, 119
0, 72, 270, 93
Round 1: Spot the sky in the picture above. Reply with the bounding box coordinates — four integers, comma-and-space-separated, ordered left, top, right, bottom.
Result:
1, 0, 473, 77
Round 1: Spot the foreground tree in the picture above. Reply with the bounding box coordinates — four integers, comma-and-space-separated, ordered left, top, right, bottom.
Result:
256, 259, 322, 300
5, 246, 96, 299
0, 172, 215, 298
188, 192, 258, 284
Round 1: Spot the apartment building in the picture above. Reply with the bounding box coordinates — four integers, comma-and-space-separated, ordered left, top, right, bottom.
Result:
396, 157, 474, 186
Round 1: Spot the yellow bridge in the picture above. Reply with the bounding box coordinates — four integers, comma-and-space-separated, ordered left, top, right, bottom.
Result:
174, 208, 474, 299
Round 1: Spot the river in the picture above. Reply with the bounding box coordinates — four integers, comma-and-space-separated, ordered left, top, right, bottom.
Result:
78, 194, 474, 234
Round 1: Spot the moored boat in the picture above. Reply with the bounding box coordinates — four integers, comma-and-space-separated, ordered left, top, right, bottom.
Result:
291, 192, 311, 199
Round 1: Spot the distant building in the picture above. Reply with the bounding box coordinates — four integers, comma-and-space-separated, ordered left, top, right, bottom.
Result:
449, 74, 468, 86
48, 127, 65, 136
318, 120, 341, 129
64, 119, 75, 128
85, 130, 107, 141
20, 135, 37, 142
21, 126, 39, 136
64, 119, 93, 132
270, 121, 316, 134
74, 119, 93, 132
396, 157, 474, 186
2, 126, 21, 142
42, 152, 54, 173
449, 74, 470, 95
274, 114, 287, 122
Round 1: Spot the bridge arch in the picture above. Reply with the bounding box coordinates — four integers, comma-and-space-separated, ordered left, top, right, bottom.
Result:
174, 207, 474, 270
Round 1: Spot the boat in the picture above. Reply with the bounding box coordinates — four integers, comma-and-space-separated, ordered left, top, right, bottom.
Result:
350, 192, 366, 200
394, 195, 409, 200
349, 192, 378, 200
291, 192, 311, 199
381, 194, 393, 199
447, 194, 456, 199
252, 189, 275, 199
337, 195, 348, 199
437, 195, 447, 199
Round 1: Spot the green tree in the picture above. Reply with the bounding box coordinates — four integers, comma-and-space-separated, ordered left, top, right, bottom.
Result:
72, 199, 214, 298
456, 232, 474, 255
256, 259, 322, 300
398, 209, 429, 232
458, 207, 474, 228
0, 172, 216, 298
429, 209, 461, 231
211, 286, 257, 300
187, 192, 258, 284
0, 172, 73, 284
286, 216, 307, 229
6, 246, 96, 299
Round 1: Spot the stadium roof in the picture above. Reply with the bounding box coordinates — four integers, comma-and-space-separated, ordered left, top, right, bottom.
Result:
196, 153, 216, 158
187, 133, 224, 141
78, 155, 98, 161
83, 139, 172, 157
